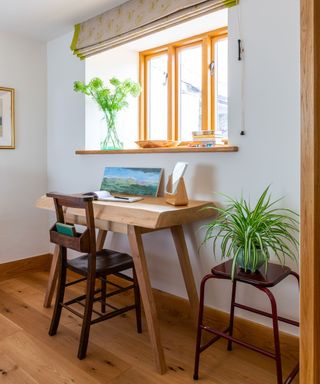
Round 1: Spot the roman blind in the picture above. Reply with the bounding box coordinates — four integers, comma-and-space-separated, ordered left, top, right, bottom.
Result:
71, 0, 239, 59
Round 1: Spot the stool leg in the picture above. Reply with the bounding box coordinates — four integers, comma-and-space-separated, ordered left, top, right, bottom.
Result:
49, 247, 67, 336
193, 274, 215, 381
101, 277, 106, 313
227, 280, 237, 351
290, 271, 299, 287
133, 267, 142, 334
261, 287, 283, 384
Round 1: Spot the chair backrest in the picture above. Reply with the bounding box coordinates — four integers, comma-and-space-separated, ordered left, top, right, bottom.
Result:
47, 192, 97, 255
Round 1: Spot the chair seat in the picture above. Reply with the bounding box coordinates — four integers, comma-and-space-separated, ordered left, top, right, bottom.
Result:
211, 260, 291, 287
68, 249, 134, 276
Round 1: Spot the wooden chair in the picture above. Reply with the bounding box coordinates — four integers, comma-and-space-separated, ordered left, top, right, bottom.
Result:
47, 192, 142, 359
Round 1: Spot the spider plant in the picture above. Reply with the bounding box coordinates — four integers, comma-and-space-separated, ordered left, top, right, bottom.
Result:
203, 186, 299, 279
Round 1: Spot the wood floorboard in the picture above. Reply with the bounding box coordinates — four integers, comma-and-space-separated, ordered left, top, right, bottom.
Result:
0, 350, 39, 384
0, 271, 299, 383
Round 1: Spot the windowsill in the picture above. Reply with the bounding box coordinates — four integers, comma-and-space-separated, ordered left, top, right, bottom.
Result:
75, 145, 238, 155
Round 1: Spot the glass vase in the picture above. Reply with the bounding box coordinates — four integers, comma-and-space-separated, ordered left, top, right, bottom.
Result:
100, 112, 123, 150
237, 248, 266, 273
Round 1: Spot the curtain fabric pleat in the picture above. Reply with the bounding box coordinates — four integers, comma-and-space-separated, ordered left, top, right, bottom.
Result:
71, 0, 239, 59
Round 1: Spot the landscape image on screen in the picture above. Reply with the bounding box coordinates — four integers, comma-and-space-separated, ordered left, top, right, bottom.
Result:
100, 167, 163, 197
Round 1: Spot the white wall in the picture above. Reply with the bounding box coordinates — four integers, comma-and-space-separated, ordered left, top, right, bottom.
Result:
47, 0, 300, 333
0, 31, 48, 262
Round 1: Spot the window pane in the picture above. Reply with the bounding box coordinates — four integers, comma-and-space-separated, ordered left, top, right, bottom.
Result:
147, 54, 168, 139
178, 45, 202, 141
215, 38, 228, 136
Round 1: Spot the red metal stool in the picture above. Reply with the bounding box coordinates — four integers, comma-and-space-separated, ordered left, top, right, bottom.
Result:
193, 260, 299, 384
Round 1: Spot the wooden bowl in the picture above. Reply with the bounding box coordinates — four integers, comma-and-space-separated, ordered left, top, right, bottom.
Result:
135, 140, 179, 148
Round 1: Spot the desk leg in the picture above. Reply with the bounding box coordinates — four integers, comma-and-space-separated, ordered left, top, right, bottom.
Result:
97, 230, 108, 251
128, 225, 167, 374
43, 245, 59, 308
171, 225, 199, 324
43, 230, 108, 308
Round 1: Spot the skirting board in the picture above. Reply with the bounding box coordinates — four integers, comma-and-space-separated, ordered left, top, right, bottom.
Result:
0, 253, 52, 281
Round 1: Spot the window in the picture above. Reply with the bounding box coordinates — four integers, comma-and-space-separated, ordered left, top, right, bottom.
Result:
139, 28, 228, 141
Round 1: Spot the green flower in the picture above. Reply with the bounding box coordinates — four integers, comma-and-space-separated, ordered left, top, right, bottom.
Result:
73, 81, 89, 95
73, 76, 141, 117
89, 77, 104, 89
109, 77, 121, 87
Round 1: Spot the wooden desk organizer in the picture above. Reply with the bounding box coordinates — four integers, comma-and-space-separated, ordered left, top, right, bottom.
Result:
165, 175, 189, 206
50, 224, 90, 253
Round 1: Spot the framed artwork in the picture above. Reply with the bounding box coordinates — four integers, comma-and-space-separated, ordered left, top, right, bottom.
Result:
100, 167, 163, 196
0, 87, 15, 149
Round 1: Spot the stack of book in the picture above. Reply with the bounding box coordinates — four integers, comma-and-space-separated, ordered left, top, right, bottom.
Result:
190, 130, 225, 147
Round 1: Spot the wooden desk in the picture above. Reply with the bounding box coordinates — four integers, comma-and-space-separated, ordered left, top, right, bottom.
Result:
36, 196, 215, 374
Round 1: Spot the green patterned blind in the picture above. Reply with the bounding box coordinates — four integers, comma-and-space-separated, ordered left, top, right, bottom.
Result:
71, 0, 239, 59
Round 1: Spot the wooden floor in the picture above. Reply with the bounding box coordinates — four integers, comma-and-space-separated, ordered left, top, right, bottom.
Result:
0, 270, 299, 383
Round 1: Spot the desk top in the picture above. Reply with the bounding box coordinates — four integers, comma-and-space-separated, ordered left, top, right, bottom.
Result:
36, 195, 216, 230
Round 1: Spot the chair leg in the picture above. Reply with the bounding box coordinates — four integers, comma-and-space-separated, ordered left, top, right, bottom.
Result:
78, 266, 96, 360
133, 267, 142, 334
227, 280, 237, 351
260, 287, 283, 384
49, 247, 67, 336
193, 274, 215, 381
101, 277, 106, 313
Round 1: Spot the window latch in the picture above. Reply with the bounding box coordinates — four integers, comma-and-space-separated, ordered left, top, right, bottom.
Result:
238, 39, 244, 61
163, 72, 168, 86
209, 61, 215, 76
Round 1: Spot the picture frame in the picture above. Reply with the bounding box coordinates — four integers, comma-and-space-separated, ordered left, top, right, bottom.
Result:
0, 87, 15, 149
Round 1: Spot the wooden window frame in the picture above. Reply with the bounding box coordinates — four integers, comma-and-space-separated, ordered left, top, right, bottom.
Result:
139, 27, 228, 141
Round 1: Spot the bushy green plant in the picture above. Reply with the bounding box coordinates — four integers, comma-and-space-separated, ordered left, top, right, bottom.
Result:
203, 187, 299, 279
74, 77, 141, 112
74, 77, 141, 149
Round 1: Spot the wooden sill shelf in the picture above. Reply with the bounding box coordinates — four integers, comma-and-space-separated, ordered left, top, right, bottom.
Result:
75, 145, 238, 155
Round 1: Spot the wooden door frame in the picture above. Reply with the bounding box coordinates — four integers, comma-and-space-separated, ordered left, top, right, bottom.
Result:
300, 0, 320, 383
